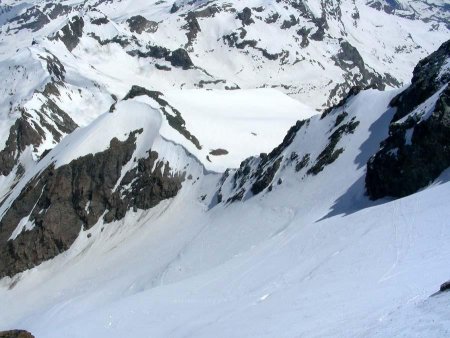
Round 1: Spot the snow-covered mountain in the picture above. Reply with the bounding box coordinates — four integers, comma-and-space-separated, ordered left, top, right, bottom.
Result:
0, 0, 448, 200
0, 0, 448, 175
0, 0, 449, 337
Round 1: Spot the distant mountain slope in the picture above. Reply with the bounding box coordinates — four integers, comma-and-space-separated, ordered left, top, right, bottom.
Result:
0, 0, 447, 205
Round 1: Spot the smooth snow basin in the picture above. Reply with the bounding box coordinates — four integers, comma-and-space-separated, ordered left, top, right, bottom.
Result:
148, 88, 318, 172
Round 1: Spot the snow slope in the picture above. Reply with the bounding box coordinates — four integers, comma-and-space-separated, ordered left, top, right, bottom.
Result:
137, 88, 317, 171
1, 142, 449, 338
1, 86, 449, 337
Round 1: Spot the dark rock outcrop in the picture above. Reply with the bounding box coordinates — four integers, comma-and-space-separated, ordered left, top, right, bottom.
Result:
310, 15, 328, 41
8, 6, 50, 32
209, 149, 228, 156
0, 103, 76, 177
124, 86, 201, 149
38, 53, 66, 82
333, 42, 385, 90
170, 2, 180, 14
155, 64, 171, 71
327, 41, 391, 107
184, 12, 202, 46
366, 40, 450, 199
251, 158, 282, 195
0, 118, 42, 176
46, 3, 72, 20
91, 17, 109, 25
128, 45, 171, 60
281, 15, 298, 29
127, 15, 158, 34
129, 44, 194, 71
0, 330, 34, 338
366, 85, 450, 199
308, 118, 360, 175
89, 33, 131, 48
168, 48, 194, 69
297, 27, 311, 48
390, 40, 450, 122
440, 280, 450, 292
265, 13, 280, 24
237, 7, 254, 26
193, 5, 220, 18
218, 119, 310, 201
368, 0, 402, 14
52, 16, 84, 51
0, 130, 184, 278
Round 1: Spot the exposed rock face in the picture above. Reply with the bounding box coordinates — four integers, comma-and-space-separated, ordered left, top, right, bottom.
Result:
368, 0, 402, 14
8, 2, 73, 32
170, 2, 180, 14
91, 17, 109, 25
124, 86, 201, 149
89, 33, 131, 48
39, 53, 66, 82
169, 48, 194, 69
0, 330, 34, 338
8, 6, 50, 32
297, 27, 311, 48
440, 280, 450, 292
310, 15, 328, 41
366, 40, 450, 199
53, 16, 84, 51
0, 103, 77, 177
251, 158, 282, 195
0, 131, 184, 278
0, 117, 42, 176
333, 41, 385, 89
308, 117, 360, 175
327, 41, 400, 107
366, 85, 450, 199
209, 149, 228, 156
281, 15, 298, 29
127, 15, 158, 34
237, 7, 254, 26
214, 119, 310, 203
128, 44, 169, 59
390, 40, 450, 122
184, 12, 202, 46
131, 45, 194, 70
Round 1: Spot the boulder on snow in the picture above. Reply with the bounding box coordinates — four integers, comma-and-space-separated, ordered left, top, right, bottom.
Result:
170, 2, 179, 13
0, 330, 34, 338
440, 280, 450, 292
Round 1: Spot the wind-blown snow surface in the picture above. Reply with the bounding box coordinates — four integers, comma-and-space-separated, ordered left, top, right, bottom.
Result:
1, 88, 450, 337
